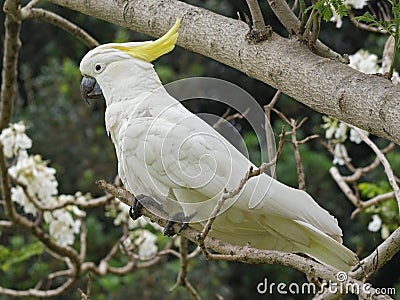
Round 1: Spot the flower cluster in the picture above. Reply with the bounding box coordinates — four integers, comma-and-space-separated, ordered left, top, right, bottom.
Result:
106, 198, 162, 259
0, 122, 86, 246
322, 116, 368, 165
350, 49, 400, 84
349, 50, 379, 74
0, 122, 32, 158
122, 229, 159, 260
368, 214, 390, 239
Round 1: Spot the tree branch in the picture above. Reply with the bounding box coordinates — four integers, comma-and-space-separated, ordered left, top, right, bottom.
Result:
21, 7, 99, 48
1, 0, 22, 131
0, 278, 75, 298
350, 126, 400, 213
45, 0, 400, 145
246, 0, 266, 31
330, 166, 360, 208
245, 0, 271, 43
95, 180, 393, 299
170, 237, 201, 300
351, 226, 400, 280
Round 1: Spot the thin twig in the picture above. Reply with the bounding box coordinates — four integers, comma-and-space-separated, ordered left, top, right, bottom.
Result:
170, 237, 201, 300
21, 7, 99, 48
382, 36, 395, 76
0, 279, 76, 298
212, 107, 250, 129
245, 0, 271, 42
273, 108, 315, 191
290, 118, 306, 190
264, 90, 281, 179
350, 126, 400, 214
351, 191, 396, 218
78, 273, 92, 300
246, 0, 267, 31
0, 220, 12, 227
79, 219, 88, 260
330, 166, 360, 208
195, 163, 268, 255
347, 8, 386, 33
342, 142, 395, 183
25, 0, 40, 10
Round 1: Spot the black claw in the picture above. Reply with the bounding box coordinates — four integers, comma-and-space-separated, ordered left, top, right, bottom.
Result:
163, 220, 188, 236
162, 212, 196, 237
129, 195, 144, 220
163, 219, 177, 237
178, 222, 188, 233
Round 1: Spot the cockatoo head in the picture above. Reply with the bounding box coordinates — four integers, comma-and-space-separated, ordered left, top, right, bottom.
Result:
80, 19, 180, 102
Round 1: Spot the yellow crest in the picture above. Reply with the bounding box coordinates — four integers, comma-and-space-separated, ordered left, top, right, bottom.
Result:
112, 18, 180, 62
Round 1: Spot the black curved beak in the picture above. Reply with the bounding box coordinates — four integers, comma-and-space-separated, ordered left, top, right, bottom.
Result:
80, 76, 103, 102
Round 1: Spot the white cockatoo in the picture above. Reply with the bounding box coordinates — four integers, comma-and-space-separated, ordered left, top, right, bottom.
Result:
80, 19, 358, 271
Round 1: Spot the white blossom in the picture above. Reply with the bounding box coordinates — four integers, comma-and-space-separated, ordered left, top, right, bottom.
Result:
334, 122, 348, 141
381, 224, 390, 239
330, 0, 368, 28
2, 122, 85, 247
345, 0, 368, 9
349, 50, 379, 74
112, 199, 162, 231
122, 229, 159, 260
367, 214, 382, 232
322, 117, 349, 142
67, 203, 86, 218
8, 154, 58, 209
133, 229, 158, 260
44, 210, 81, 247
0, 122, 32, 158
11, 186, 38, 216
333, 143, 351, 165
390, 71, 400, 85
349, 127, 369, 144
330, 8, 343, 28
321, 116, 338, 139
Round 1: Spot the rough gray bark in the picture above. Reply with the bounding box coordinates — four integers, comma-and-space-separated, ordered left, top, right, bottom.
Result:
47, 0, 400, 144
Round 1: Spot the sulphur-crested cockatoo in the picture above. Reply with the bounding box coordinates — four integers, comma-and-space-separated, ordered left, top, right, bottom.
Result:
80, 19, 358, 271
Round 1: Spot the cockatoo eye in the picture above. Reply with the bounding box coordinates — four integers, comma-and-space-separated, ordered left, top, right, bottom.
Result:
94, 63, 105, 74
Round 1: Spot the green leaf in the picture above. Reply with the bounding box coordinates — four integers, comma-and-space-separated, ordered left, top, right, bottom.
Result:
0, 242, 44, 272
356, 11, 377, 23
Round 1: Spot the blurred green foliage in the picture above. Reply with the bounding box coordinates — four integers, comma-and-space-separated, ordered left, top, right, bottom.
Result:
0, 0, 399, 299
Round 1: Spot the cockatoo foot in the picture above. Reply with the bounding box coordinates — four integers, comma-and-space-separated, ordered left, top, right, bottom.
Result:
129, 194, 165, 221
163, 212, 195, 237
129, 195, 144, 220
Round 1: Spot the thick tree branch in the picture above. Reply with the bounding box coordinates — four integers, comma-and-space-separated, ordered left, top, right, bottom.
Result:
1, 0, 22, 131
45, 0, 400, 145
